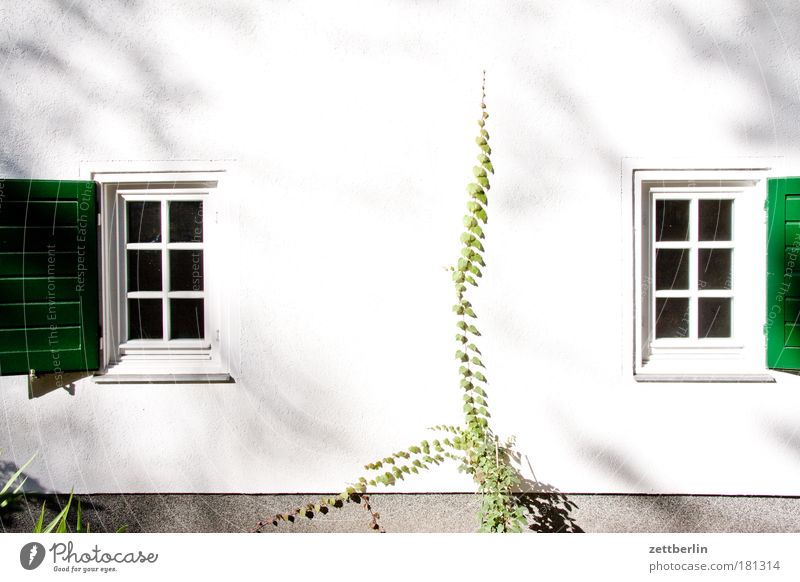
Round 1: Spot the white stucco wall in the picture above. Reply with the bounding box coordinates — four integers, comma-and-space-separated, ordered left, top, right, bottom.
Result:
2, 0, 800, 495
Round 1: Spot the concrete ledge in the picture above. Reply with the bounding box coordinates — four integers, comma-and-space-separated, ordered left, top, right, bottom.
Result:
3, 493, 800, 533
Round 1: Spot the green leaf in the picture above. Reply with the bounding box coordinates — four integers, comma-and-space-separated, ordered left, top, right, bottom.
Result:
467, 343, 481, 354
473, 166, 487, 178
482, 111, 489, 119
480, 144, 492, 155
473, 371, 487, 382
452, 303, 465, 315
469, 225, 484, 239
460, 231, 475, 244
471, 356, 484, 367
456, 333, 467, 343
452, 271, 465, 283
455, 350, 468, 362
467, 201, 482, 214
473, 192, 488, 205
460, 378, 472, 388
480, 129, 489, 139
478, 118, 485, 127
477, 175, 490, 188
408, 446, 421, 454
456, 321, 467, 330
457, 258, 469, 271
459, 366, 472, 377
465, 276, 478, 287
483, 161, 494, 174
467, 325, 480, 335
471, 252, 485, 266
467, 183, 484, 196
463, 215, 478, 228
475, 209, 488, 223
456, 283, 467, 295
475, 137, 487, 147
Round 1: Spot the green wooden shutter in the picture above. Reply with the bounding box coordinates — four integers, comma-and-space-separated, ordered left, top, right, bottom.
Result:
0, 179, 99, 376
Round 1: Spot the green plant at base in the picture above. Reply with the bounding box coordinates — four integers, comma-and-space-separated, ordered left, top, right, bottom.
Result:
1, 453, 35, 517
255, 73, 528, 533
32, 490, 127, 533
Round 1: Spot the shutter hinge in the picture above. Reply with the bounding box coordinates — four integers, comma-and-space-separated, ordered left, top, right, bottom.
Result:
763, 323, 769, 336
97, 213, 102, 226
215, 329, 220, 342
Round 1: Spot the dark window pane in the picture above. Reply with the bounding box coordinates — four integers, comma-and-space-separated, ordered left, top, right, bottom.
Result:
656, 249, 689, 290
127, 201, 161, 243
698, 298, 731, 338
128, 299, 163, 340
655, 200, 689, 242
170, 299, 204, 339
170, 250, 203, 291
655, 298, 690, 339
169, 201, 203, 242
698, 248, 732, 290
699, 200, 733, 241
127, 250, 162, 291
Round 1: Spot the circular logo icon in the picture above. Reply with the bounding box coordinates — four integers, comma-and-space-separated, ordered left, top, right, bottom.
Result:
20, 542, 46, 570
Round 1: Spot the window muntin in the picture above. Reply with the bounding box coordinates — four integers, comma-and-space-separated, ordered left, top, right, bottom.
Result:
123, 196, 206, 346
651, 191, 735, 344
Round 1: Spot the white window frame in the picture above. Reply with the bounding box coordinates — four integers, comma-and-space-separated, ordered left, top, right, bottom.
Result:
80, 161, 238, 383
623, 161, 774, 381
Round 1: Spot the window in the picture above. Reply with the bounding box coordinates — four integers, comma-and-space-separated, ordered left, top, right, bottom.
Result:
628, 166, 772, 380
82, 163, 236, 382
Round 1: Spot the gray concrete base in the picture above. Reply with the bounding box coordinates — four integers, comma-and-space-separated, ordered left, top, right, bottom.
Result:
3, 493, 800, 533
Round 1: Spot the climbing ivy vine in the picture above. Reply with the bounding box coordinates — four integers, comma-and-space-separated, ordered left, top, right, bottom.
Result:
255, 73, 528, 533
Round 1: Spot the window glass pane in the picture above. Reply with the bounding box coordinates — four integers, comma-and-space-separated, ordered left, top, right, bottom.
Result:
656, 248, 689, 290
128, 299, 163, 340
698, 248, 732, 290
170, 250, 203, 291
655, 200, 689, 242
127, 201, 161, 243
699, 199, 732, 241
698, 298, 731, 338
169, 201, 203, 242
127, 250, 162, 291
170, 298, 204, 339
655, 298, 689, 338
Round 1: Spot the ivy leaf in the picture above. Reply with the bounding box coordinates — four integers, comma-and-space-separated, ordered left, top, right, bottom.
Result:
466, 183, 484, 196
456, 283, 467, 295
483, 161, 494, 174
467, 201, 482, 214
475, 208, 488, 223
478, 118, 485, 128
473, 192, 488, 205
468, 265, 482, 278
456, 333, 467, 343
477, 175, 490, 189
475, 136, 487, 147
469, 239, 485, 252
460, 232, 475, 245
465, 276, 478, 287
471, 252, 485, 266
457, 258, 469, 271
455, 350, 468, 362
459, 366, 472, 377
456, 321, 467, 330
452, 271, 465, 283
473, 371, 487, 382
480, 129, 489, 139
467, 343, 481, 354
463, 215, 478, 228
453, 303, 465, 315
465, 307, 477, 317
480, 144, 492, 155
482, 111, 488, 119
469, 225, 484, 239
473, 166, 487, 178
471, 356, 484, 367
408, 445, 421, 454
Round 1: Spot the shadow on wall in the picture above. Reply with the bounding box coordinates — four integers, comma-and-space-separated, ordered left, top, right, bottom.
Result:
0, 0, 255, 176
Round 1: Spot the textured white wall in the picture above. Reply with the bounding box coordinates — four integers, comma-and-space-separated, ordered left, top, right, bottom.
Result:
2, 0, 800, 495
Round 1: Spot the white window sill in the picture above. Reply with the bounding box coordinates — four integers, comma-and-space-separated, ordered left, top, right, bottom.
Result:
93, 373, 234, 384
634, 373, 775, 383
